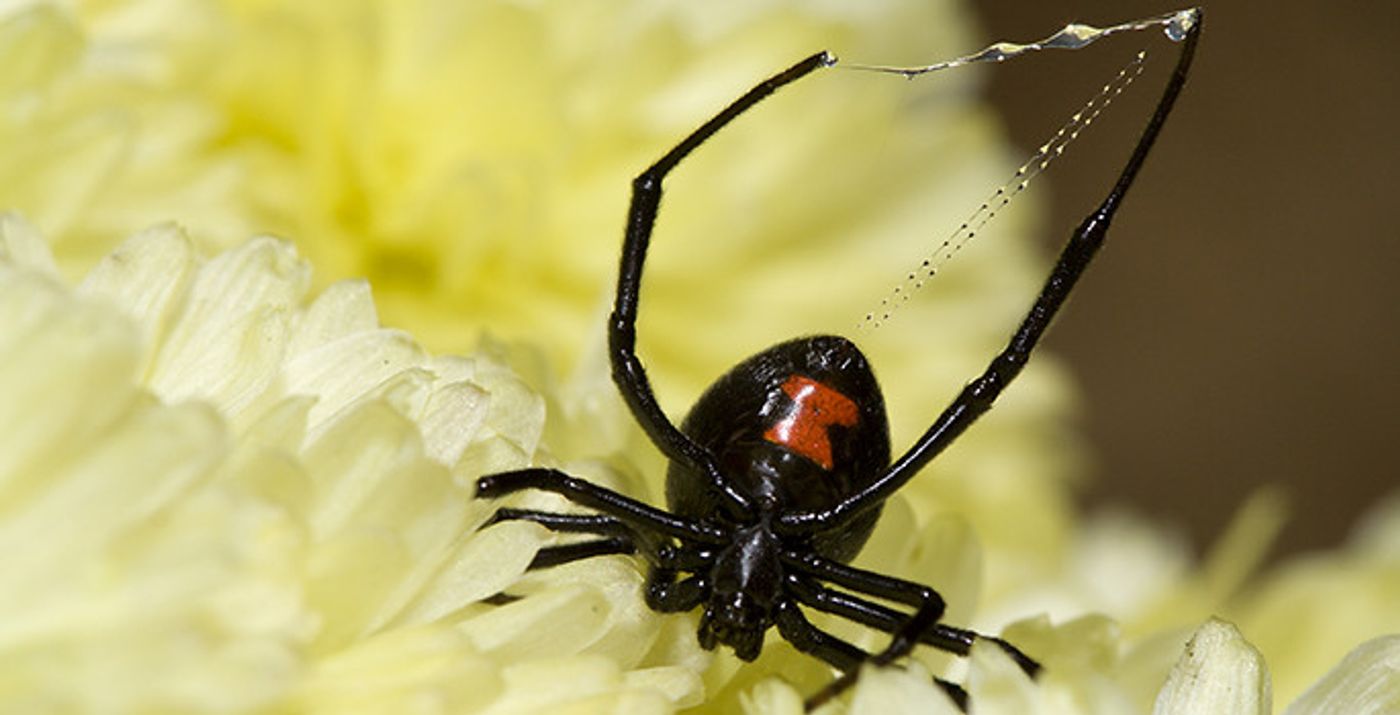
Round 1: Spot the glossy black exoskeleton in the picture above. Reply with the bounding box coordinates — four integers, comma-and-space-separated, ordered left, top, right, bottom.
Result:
477, 10, 1201, 710
670, 335, 890, 661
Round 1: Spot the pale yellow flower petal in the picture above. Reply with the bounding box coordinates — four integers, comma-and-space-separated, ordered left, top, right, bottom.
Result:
1153, 619, 1270, 715
147, 236, 310, 415
0, 211, 59, 275
283, 328, 430, 432
966, 637, 1041, 712
462, 584, 608, 662
397, 520, 550, 628
625, 665, 707, 710
298, 624, 503, 715
1070, 511, 1191, 620
0, 249, 317, 711
0, 4, 82, 97
1235, 492, 1400, 704
848, 661, 960, 715
480, 656, 670, 715
76, 222, 196, 370
1283, 635, 1400, 715
854, 496, 983, 629
419, 377, 492, 467
740, 678, 804, 715
961, 615, 1149, 715
0, 222, 608, 711
288, 278, 381, 355
0, 266, 141, 492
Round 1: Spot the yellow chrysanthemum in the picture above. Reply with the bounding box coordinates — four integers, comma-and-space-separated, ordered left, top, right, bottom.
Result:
2, 0, 1077, 672
5, 1, 1399, 713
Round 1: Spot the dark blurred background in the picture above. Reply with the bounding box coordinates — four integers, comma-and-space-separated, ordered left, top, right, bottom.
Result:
977, 3, 1399, 557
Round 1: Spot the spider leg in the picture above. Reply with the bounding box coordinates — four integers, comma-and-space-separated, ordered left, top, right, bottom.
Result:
528, 538, 636, 569
787, 572, 1032, 709
488, 508, 714, 610
778, 14, 1204, 536
789, 574, 1039, 674
610, 52, 835, 517
476, 468, 726, 543
486, 508, 639, 570
772, 601, 968, 712
487, 507, 631, 536
480, 487, 719, 607
780, 552, 950, 700
645, 567, 708, 613
477, 535, 635, 604
488, 506, 715, 568
774, 599, 866, 671
782, 551, 947, 628
481, 508, 638, 593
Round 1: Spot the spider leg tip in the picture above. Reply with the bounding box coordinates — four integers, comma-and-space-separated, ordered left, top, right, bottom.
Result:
475, 475, 503, 498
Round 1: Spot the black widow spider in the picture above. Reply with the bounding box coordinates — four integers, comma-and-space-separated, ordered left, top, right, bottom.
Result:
477, 9, 1201, 709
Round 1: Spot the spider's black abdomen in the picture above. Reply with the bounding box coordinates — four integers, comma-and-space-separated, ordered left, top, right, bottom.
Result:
668, 335, 891, 562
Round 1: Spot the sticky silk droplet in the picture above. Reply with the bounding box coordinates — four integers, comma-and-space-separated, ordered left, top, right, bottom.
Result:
840, 8, 1199, 78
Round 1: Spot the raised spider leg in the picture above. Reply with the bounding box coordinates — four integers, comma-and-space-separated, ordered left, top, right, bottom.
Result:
610, 51, 835, 517
778, 12, 1203, 535
476, 468, 727, 543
